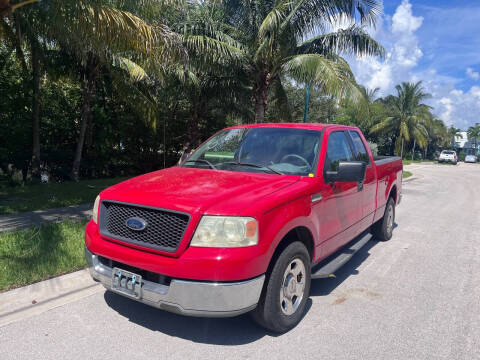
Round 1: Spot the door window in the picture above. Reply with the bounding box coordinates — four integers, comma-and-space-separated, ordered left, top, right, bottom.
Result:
349, 131, 370, 164
324, 132, 354, 172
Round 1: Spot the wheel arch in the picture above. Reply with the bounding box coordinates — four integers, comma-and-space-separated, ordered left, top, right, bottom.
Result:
388, 185, 397, 203
266, 225, 315, 276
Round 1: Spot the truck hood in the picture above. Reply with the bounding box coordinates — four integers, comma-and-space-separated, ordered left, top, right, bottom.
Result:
100, 167, 300, 216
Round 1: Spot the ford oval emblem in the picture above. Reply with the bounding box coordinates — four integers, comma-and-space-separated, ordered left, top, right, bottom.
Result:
125, 217, 148, 231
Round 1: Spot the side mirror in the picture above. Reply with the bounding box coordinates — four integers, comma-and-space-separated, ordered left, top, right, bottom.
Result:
325, 161, 366, 183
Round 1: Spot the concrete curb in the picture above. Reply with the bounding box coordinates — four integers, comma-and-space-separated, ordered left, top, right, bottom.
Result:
0, 269, 103, 327
402, 176, 418, 183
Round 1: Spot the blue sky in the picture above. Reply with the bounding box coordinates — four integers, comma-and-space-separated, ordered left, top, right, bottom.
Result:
348, 0, 480, 129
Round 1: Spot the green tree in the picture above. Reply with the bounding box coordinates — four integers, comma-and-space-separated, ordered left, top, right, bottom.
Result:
447, 126, 462, 148
467, 124, 480, 152
371, 82, 431, 157
217, 0, 384, 123
11, 0, 183, 180
423, 118, 448, 159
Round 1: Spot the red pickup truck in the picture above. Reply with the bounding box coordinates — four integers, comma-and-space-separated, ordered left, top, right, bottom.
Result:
85, 123, 402, 332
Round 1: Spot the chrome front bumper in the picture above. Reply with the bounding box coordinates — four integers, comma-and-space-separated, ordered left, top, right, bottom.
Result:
85, 247, 265, 317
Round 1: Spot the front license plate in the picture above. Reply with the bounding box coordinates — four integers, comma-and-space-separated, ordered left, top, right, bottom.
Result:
111, 267, 142, 299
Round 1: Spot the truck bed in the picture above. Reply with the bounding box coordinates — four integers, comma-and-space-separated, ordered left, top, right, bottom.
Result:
373, 156, 402, 165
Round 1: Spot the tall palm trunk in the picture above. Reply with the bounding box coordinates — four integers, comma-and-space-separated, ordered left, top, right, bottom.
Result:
400, 137, 404, 158
181, 102, 204, 157
253, 73, 270, 123
411, 139, 416, 161
30, 35, 41, 180
71, 55, 98, 181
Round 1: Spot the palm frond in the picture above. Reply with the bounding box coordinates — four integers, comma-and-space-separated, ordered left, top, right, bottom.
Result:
296, 25, 384, 58
291, 0, 382, 38
183, 34, 245, 63
282, 53, 362, 102
370, 116, 395, 134
114, 56, 149, 82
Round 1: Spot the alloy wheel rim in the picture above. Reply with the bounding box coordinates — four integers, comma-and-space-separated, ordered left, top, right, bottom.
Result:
280, 258, 306, 316
386, 205, 394, 236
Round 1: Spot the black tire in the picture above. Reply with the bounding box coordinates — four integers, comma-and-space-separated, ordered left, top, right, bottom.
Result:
373, 197, 396, 241
251, 242, 311, 333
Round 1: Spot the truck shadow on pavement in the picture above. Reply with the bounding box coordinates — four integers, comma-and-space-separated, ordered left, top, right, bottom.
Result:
104, 237, 383, 345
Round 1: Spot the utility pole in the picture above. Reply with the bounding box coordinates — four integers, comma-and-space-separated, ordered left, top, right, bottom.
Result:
303, 83, 310, 123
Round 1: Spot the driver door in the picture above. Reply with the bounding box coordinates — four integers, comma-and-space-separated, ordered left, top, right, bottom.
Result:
312, 130, 364, 256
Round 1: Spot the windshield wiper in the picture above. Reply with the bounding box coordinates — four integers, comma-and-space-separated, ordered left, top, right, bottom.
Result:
184, 159, 217, 170
222, 162, 284, 175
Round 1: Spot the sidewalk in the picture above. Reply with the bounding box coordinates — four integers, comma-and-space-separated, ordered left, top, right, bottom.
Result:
0, 204, 92, 233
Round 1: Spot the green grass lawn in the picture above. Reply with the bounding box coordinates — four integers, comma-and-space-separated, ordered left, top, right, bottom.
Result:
402, 160, 430, 166
0, 221, 88, 292
403, 171, 413, 179
0, 177, 128, 215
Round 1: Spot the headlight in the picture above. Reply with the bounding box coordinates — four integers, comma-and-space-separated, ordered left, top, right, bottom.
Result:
92, 195, 100, 224
191, 216, 258, 248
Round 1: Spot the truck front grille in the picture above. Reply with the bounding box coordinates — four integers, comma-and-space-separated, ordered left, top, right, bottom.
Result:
99, 201, 190, 252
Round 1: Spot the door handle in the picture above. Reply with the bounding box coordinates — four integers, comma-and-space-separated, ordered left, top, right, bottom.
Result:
311, 194, 323, 203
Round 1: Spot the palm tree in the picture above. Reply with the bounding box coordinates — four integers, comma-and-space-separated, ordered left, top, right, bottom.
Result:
11, 0, 183, 180
213, 0, 384, 123
467, 124, 480, 153
423, 118, 448, 159
371, 82, 431, 158
448, 126, 462, 148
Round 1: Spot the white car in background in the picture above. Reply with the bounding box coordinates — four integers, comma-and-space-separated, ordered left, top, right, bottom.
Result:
438, 150, 457, 165
465, 154, 478, 163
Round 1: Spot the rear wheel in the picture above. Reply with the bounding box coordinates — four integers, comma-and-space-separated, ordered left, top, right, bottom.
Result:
373, 197, 395, 241
251, 242, 311, 333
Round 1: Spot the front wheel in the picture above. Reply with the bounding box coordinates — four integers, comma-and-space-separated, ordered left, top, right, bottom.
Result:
251, 242, 311, 333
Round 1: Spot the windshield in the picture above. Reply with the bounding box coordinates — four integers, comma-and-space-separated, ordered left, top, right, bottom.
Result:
442, 151, 455, 155
181, 127, 321, 176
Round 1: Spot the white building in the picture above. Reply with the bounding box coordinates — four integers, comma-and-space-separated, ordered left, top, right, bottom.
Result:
455, 132, 469, 148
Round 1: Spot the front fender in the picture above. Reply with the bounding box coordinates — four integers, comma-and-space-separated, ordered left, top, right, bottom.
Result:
259, 195, 319, 269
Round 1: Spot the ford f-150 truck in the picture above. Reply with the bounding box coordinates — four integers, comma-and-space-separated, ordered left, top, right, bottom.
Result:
85, 123, 402, 332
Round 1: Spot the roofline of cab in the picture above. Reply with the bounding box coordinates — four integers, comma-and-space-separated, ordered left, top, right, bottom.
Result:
224, 123, 361, 132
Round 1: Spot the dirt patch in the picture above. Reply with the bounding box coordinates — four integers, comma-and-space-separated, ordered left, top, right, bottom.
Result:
345, 288, 382, 299
332, 296, 347, 305
332, 288, 381, 305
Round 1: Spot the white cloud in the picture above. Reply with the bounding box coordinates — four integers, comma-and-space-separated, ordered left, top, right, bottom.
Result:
466, 67, 479, 80
347, 0, 480, 129
350, 0, 424, 93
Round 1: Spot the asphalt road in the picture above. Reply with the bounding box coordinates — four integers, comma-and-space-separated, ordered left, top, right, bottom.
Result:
1, 163, 479, 360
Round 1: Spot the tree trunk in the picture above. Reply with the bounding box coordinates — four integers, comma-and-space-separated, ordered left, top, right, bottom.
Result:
71, 55, 98, 181
400, 137, 404, 158
31, 35, 41, 181
253, 73, 270, 123
411, 139, 416, 161
180, 103, 203, 160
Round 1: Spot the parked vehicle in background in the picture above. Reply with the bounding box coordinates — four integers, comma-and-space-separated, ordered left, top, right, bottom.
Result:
438, 150, 457, 164
85, 124, 402, 333
465, 154, 478, 163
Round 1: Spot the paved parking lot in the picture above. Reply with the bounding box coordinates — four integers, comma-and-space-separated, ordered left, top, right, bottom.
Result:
1, 163, 479, 360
